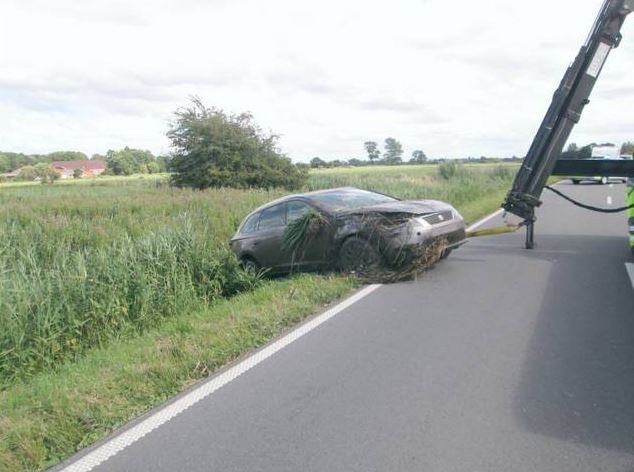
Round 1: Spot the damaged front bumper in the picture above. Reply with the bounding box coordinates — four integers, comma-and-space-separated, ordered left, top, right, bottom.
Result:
381, 213, 467, 265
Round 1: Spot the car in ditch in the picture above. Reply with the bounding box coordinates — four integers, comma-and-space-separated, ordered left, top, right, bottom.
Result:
229, 187, 466, 274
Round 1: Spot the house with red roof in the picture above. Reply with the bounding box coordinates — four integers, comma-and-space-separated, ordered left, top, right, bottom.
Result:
52, 160, 106, 179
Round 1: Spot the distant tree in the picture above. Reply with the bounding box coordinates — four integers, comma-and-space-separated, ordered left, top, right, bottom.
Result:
34, 162, 60, 183
0, 154, 10, 173
310, 157, 327, 168
579, 144, 593, 159
73, 168, 83, 179
146, 161, 160, 174
156, 155, 170, 172
18, 165, 37, 180
105, 147, 156, 175
383, 138, 403, 164
561, 142, 593, 159
47, 151, 88, 162
168, 98, 306, 190
364, 141, 381, 164
620, 141, 634, 155
410, 150, 427, 164
348, 158, 365, 167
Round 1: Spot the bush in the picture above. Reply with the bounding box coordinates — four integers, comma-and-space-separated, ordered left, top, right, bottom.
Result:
168, 98, 306, 190
438, 161, 458, 180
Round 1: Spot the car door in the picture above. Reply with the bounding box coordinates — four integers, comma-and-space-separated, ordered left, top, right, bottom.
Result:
253, 203, 289, 271
285, 200, 332, 270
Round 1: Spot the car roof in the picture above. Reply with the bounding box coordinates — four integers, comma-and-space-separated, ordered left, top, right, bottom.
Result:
246, 187, 369, 215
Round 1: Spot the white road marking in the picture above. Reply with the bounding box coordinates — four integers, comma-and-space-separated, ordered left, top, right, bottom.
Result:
58, 284, 383, 472
467, 208, 504, 232
626, 263, 634, 290
607, 196, 613, 205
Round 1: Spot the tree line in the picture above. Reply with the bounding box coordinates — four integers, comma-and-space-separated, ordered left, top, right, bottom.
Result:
4, 96, 633, 189
560, 141, 634, 159
0, 148, 170, 181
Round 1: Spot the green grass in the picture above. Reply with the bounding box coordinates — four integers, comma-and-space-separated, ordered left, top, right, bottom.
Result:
0, 162, 518, 471
0, 275, 355, 471
0, 183, 288, 385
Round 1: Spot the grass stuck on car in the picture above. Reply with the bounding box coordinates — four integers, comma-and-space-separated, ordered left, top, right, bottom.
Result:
230, 187, 466, 279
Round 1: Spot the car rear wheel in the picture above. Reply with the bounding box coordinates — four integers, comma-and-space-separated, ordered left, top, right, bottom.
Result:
571, 179, 580, 185
241, 257, 260, 274
600, 176, 608, 185
338, 237, 380, 273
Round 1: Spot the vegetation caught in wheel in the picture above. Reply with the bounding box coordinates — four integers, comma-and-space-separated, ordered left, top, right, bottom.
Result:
338, 236, 381, 274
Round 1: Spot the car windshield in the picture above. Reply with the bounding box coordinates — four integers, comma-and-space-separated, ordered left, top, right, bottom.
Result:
310, 189, 397, 211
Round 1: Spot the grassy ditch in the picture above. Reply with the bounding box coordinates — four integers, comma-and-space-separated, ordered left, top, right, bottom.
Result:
0, 275, 355, 471
0, 183, 287, 385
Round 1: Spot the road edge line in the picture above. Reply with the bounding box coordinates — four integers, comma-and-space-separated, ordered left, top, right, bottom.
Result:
57, 283, 383, 472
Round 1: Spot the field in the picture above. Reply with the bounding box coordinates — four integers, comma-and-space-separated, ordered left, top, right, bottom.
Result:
0, 163, 517, 471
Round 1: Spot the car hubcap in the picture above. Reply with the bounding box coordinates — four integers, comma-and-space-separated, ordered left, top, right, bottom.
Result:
341, 240, 378, 272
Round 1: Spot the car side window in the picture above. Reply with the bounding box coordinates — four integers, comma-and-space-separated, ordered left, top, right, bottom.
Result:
287, 201, 313, 223
258, 204, 286, 230
240, 213, 259, 234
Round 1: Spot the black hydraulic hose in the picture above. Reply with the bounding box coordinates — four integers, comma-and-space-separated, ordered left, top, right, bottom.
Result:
544, 185, 634, 213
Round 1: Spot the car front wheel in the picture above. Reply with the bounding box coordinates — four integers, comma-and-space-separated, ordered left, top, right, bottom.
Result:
338, 237, 380, 273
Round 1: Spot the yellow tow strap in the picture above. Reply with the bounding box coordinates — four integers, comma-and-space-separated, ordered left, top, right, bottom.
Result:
466, 223, 523, 239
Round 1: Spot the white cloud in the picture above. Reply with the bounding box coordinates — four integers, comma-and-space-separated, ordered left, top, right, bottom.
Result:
1, 0, 633, 161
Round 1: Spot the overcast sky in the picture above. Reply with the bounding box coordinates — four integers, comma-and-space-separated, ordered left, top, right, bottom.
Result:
1, 0, 633, 162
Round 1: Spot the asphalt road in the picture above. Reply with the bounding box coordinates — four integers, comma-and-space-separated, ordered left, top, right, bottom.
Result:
58, 181, 634, 472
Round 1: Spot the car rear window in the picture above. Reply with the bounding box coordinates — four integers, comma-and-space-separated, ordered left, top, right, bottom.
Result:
310, 189, 396, 210
258, 204, 286, 230
239, 213, 259, 234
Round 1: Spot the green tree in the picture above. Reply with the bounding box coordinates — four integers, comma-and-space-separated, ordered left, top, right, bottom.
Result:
383, 138, 403, 164
364, 141, 381, 163
310, 157, 326, 168
168, 98, 306, 190
410, 150, 427, 164
34, 162, 60, 183
18, 165, 37, 180
73, 168, 83, 179
46, 151, 88, 162
146, 161, 160, 174
105, 147, 156, 175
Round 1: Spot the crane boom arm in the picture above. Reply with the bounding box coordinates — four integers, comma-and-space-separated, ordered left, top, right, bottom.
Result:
502, 0, 633, 222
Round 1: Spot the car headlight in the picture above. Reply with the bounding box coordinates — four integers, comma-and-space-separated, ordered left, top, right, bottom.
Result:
415, 216, 432, 228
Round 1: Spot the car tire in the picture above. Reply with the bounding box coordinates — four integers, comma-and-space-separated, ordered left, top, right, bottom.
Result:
440, 248, 452, 259
338, 236, 380, 273
241, 257, 260, 274
600, 176, 608, 185
571, 179, 579, 185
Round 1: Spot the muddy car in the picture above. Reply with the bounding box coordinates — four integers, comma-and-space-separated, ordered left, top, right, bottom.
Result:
230, 187, 466, 274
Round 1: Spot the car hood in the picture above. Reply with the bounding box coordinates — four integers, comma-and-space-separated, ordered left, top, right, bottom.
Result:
340, 199, 453, 216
